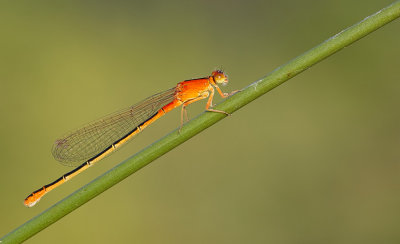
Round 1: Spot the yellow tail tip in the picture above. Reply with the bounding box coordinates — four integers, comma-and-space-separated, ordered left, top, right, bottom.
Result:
24, 189, 45, 207
24, 195, 41, 207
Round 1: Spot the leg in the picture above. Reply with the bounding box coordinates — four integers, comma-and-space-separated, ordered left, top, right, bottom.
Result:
214, 84, 241, 98
206, 108, 230, 115
179, 105, 188, 133
178, 94, 208, 133
206, 87, 231, 115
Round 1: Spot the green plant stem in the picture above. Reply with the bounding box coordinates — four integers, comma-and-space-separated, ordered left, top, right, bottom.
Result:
2, 1, 400, 243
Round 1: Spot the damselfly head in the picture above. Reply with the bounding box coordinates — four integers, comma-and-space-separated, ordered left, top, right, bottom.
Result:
212, 70, 228, 86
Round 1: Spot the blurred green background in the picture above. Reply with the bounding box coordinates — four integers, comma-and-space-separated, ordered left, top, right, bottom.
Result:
1, 1, 399, 243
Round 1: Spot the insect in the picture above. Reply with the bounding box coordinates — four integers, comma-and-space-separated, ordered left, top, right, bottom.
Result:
24, 70, 236, 207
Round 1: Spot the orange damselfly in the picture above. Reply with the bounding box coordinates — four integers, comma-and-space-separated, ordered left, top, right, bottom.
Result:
24, 70, 235, 207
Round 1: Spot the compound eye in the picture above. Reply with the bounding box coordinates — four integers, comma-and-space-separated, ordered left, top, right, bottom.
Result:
212, 70, 228, 84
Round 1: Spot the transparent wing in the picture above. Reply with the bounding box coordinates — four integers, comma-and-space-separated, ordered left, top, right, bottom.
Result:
52, 87, 176, 166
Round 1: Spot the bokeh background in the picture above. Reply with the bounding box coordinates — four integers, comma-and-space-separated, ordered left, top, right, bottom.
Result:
1, 1, 399, 243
